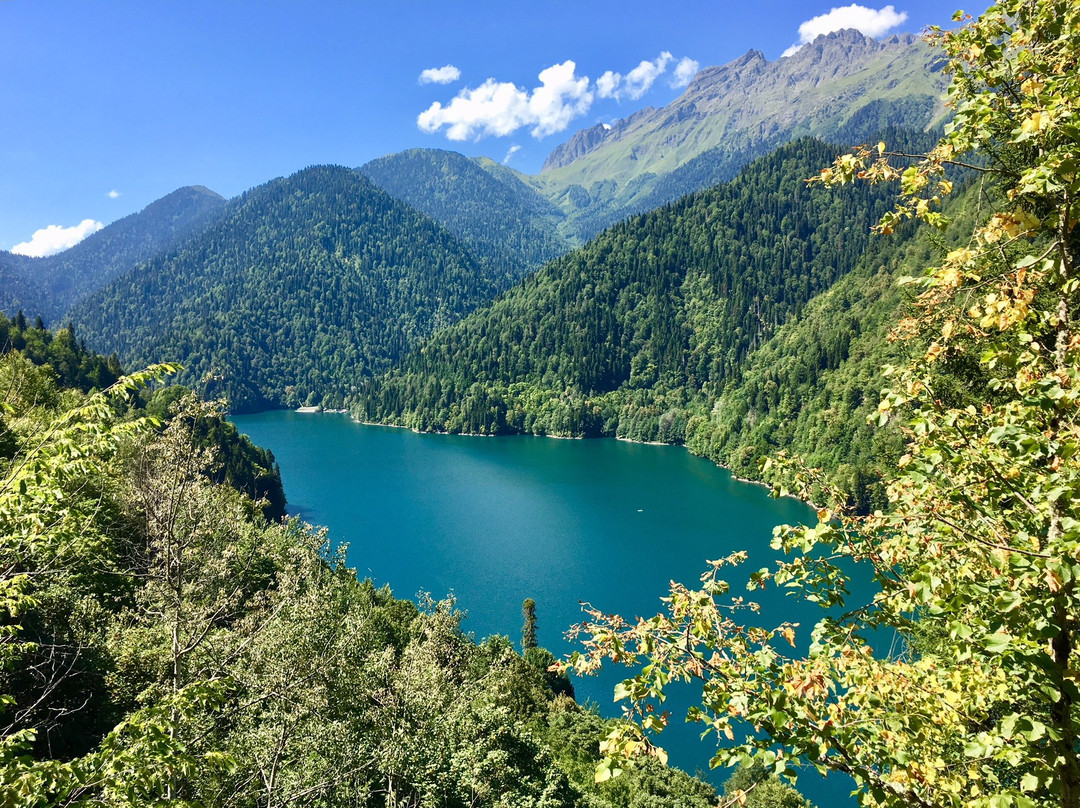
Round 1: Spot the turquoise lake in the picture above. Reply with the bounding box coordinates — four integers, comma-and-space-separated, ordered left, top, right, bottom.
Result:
231, 410, 851, 803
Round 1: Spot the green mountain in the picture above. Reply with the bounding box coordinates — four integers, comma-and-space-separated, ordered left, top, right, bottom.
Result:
1, 185, 227, 323
0, 251, 40, 318
531, 29, 948, 238
68, 165, 510, 412
359, 148, 576, 273
349, 139, 895, 440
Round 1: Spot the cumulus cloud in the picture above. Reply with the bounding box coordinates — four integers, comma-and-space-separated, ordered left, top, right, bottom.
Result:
503, 144, 522, 164
672, 57, 700, 87
417, 51, 697, 140
596, 70, 621, 99
782, 4, 908, 56
624, 52, 672, 99
107, 189, 121, 199
11, 219, 103, 257
418, 60, 592, 140
419, 64, 461, 85
595, 52, 675, 101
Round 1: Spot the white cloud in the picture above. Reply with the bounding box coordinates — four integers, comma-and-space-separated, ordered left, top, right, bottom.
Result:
594, 52, 676, 101
107, 189, 121, 199
418, 60, 592, 140
624, 52, 672, 99
417, 50, 695, 140
782, 4, 908, 56
672, 57, 700, 87
503, 144, 522, 164
419, 64, 461, 85
11, 219, 103, 257
596, 70, 621, 99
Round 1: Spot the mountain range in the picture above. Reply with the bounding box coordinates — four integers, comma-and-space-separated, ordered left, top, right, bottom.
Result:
1, 28, 953, 497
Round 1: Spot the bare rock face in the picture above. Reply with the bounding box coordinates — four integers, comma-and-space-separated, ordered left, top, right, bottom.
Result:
541, 107, 657, 172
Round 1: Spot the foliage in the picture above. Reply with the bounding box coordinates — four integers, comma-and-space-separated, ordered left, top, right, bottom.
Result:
0, 353, 719, 806
0, 312, 124, 393
560, 3, 1080, 808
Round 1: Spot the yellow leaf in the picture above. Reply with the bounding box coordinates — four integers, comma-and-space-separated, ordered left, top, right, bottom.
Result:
1020, 111, 1046, 134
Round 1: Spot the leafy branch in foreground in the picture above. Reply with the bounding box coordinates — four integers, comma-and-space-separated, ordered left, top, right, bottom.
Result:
559, 2, 1080, 806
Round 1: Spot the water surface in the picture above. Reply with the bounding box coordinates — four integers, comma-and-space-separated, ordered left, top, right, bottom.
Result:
232, 410, 844, 800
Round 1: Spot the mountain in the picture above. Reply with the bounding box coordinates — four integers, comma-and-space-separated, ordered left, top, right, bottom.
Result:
1, 185, 227, 323
530, 29, 948, 238
68, 165, 509, 412
0, 251, 42, 318
349, 139, 896, 439
359, 148, 577, 274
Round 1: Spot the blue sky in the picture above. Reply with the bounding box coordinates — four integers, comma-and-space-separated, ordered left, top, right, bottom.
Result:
1, 0, 960, 253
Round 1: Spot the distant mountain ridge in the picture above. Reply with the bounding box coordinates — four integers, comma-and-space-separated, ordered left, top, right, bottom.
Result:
528, 28, 947, 238
358, 149, 576, 274
1, 185, 226, 324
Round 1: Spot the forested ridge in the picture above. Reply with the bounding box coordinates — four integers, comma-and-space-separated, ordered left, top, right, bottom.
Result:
359, 149, 575, 277
349, 137, 930, 506
67, 166, 511, 413
0, 186, 227, 324
1, 323, 814, 808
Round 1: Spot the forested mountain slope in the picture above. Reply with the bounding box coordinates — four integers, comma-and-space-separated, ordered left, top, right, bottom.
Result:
1, 185, 226, 323
692, 181, 978, 506
349, 139, 894, 439
530, 29, 947, 239
0, 250, 41, 318
68, 165, 508, 412
359, 148, 576, 274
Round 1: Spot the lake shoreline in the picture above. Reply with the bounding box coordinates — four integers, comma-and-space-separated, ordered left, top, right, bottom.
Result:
247, 407, 804, 508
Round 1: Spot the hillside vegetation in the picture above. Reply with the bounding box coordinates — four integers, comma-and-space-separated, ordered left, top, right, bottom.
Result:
350, 138, 916, 505
1, 326, 807, 808
359, 148, 575, 275
68, 166, 508, 412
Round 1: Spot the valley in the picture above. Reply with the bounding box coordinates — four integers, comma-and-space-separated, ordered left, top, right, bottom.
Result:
3, 3, 1078, 806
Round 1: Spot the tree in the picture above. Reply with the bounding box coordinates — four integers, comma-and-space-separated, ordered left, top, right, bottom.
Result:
561, 2, 1080, 807
523, 597, 538, 651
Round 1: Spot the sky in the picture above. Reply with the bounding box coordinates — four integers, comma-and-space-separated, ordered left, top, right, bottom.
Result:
1, 0, 961, 255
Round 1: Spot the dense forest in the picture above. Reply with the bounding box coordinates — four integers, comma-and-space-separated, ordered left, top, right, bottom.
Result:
359, 149, 575, 276
67, 166, 512, 412
1, 321, 814, 808
349, 138, 921, 506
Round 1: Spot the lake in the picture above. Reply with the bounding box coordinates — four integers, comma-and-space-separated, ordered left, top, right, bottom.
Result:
231, 410, 849, 803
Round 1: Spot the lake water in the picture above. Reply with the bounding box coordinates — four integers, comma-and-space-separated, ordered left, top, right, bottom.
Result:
231, 410, 851, 804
